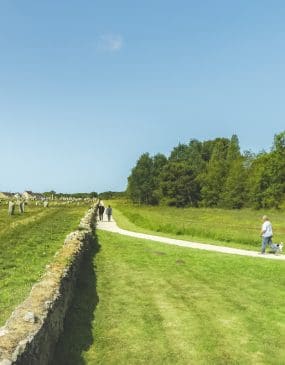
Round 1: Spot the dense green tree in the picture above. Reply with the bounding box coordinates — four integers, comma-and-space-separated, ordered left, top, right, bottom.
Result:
159, 161, 199, 207
200, 138, 230, 206
226, 134, 241, 163
201, 139, 220, 162
152, 153, 168, 202
265, 131, 285, 207
127, 153, 155, 204
247, 153, 272, 208
99, 191, 126, 199
246, 132, 285, 209
127, 131, 285, 209
220, 135, 246, 208
127, 153, 167, 204
273, 131, 285, 152
167, 139, 206, 204
169, 143, 191, 161
221, 157, 247, 208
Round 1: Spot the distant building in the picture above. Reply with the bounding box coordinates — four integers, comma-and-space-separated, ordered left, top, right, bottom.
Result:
22, 191, 44, 201
0, 192, 14, 200
22, 191, 34, 200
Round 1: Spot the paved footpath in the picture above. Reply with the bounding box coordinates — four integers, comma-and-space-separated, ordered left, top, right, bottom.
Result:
96, 217, 285, 261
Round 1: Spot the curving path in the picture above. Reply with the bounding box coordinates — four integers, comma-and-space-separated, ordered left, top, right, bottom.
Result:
96, 216, 285, 261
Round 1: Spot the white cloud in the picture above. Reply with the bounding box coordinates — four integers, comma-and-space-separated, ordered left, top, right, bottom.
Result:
97, 34, 123, 53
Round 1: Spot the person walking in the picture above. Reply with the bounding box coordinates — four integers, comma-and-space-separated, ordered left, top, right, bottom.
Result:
260, 215, 273, 254
105, 205, 112, 222
98, 203, 105, 221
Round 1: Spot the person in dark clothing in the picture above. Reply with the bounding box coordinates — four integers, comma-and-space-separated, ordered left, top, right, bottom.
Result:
98, 204, 105, 221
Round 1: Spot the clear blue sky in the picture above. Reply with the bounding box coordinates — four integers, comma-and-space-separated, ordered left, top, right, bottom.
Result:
1, 1, 285, 193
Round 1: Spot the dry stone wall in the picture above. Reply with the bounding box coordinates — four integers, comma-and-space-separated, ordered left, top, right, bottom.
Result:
0, 205, 97, 365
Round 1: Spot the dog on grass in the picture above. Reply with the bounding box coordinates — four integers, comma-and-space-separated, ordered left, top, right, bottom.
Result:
270, 242, 283, 254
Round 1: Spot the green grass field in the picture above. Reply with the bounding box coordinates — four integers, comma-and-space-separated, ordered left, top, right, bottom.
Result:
0, 203, 88, 325
110, 200, 285, 251
53, 230, 285, 365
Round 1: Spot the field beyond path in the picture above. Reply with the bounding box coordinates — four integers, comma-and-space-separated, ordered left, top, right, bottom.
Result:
110, 202, 285, 251
97, 217, 285, 261
0, 204, 87, 325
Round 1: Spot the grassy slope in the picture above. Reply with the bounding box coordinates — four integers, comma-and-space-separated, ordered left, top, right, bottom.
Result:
110, 201, 285, 251
0, 205, 87, 325
53, 230, 285, 365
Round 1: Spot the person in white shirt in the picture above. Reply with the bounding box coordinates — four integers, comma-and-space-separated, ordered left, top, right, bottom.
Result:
260, 215, 273, 254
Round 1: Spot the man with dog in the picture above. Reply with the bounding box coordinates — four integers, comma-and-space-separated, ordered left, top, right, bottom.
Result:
260, 215, 273, 254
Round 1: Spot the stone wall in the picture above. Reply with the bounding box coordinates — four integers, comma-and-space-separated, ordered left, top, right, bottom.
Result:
0, 206, 97, 365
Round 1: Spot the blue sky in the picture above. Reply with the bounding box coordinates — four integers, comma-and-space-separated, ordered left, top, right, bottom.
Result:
1, 1, 285, 193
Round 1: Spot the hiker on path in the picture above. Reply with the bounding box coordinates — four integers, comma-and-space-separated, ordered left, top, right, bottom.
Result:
260, 215, 273, 254
105, 205, 112, 222
98, 202, 105, 221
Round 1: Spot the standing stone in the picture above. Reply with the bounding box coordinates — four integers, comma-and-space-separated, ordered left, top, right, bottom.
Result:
18, 201, 25, 214
8, 201, 15, 215
43, 200, 49, 208
0, 359, 12, 365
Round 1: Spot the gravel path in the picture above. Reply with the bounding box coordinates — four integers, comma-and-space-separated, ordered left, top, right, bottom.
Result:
96, 216, 285, 261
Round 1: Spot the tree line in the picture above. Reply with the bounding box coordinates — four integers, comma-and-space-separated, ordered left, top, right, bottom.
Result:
43, 191, 98, 199
127, 132, 285, 209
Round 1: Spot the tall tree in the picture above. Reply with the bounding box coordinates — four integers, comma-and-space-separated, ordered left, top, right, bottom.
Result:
127, 152, 167, 204
266, 131, 285, 207
247, 132, 285, 208
159, 161, 199, 207
221, 135, 246, 208
221, 157, 247, 208
226, 134, 241, 163
127, 153, 155, 204
152, 153, 168, 203
200, 138, 230, 206
247, 153, 272, 208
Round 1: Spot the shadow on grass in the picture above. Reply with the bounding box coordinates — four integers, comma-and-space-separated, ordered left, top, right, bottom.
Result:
51, 234, 100, 365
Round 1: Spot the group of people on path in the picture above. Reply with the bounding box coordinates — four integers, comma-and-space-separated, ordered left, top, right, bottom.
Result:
96, 200, 280, 254
97, 200, 112, 222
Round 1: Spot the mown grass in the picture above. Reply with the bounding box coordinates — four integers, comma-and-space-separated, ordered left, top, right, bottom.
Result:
109, 200, 285, 251
0, 204, 87, 325
53, 230, 285, 365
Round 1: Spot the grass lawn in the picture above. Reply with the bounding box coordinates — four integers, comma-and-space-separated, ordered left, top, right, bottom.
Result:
53, 230, 285, 365
0, 204, 88, 325
109, 200, 285, 251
